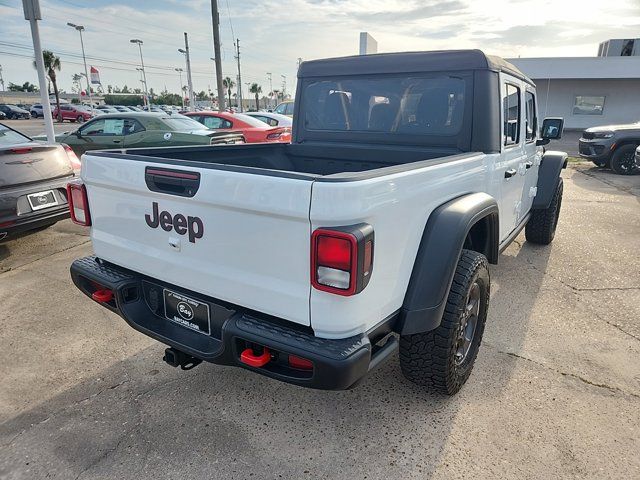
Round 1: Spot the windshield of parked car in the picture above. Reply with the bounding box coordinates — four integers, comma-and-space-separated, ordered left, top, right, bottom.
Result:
302, 75, 466, 137
0, 125, 31, 145
161, 116, 208, 131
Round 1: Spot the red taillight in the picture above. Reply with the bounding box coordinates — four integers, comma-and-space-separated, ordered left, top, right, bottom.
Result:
317, 235, 352, 271
288, 355, 313, 371
9, 147, 33, 154
311, 225, 374, 296
63, 144, 81, 170
266, 127, 287, 140
66, 182, 91, 226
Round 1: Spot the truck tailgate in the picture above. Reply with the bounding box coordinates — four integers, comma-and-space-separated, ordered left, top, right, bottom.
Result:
82, 154, 312, 326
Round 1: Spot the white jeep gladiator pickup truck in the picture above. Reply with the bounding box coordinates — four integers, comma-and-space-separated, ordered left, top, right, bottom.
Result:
69, 50, 567, 394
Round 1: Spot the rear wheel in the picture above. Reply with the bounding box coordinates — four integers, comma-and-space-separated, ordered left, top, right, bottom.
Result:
76, 115, 85, 123
592, 160, 609, 168
525, 179, 563, 245
399, 249, 490, 395
610, 145, 638, 175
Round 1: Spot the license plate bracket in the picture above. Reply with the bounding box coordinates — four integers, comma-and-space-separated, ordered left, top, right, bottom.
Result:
27, 190, 58, 211
163, 289, 211, 335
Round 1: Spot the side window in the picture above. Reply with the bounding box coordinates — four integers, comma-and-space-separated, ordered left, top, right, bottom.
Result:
274, 103, 286, 115
525, 91, 536, 142
285, 103, 295, 115
80, 118, 125, 136
123, 119, 145, 135
80, 119, 106, 136
202, 116, 227, 129
503, 83, 521, 146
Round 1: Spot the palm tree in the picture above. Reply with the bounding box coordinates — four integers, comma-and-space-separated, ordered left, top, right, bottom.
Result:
249, 83, 262, 111
223, 77, 235, 107
34, 50, 61, 121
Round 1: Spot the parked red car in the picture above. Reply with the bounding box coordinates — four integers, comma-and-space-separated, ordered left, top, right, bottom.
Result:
51, 104, 95, 123
185, 111, 291, 143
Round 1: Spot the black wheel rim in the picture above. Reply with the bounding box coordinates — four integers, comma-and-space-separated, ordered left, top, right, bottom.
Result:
619, 151, 635, 173
455, 281, 480, 366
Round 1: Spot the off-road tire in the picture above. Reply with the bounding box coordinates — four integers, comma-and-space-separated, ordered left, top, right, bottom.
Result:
525, 179, 563, 245
610, 145, 638, 175
399, 249, 490, 395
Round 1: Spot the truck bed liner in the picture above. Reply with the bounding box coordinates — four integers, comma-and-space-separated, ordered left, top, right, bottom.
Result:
91, 142, 462, 178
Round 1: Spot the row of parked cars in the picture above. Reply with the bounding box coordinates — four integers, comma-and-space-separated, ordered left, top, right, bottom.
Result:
0, 107, 294, 241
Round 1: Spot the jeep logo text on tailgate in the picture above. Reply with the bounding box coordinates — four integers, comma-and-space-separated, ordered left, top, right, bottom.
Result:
145, 202, 204, 243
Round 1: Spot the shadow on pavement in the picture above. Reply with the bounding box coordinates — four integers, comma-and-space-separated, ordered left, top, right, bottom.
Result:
0, 240, 551, 480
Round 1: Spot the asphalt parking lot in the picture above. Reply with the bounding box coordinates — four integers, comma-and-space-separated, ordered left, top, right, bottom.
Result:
2, 118, 77, 137
0, 164, 638, 479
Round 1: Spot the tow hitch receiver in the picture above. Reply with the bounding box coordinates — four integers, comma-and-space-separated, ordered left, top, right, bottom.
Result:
163, 347, 202, 370
240, 346, 271, 367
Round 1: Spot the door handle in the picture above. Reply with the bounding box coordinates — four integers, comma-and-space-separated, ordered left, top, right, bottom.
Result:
113, 140, 122, 144
525, 161, 533, 169
504, 169, 517, 178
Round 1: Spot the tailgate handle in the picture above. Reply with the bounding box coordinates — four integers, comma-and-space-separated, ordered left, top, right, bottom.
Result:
145, 167, 200, 197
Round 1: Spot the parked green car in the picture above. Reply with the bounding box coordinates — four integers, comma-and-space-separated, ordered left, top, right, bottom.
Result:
34, 112, 244, 156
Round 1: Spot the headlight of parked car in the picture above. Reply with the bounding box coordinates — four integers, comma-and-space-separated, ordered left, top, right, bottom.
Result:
592, 131, 614, 139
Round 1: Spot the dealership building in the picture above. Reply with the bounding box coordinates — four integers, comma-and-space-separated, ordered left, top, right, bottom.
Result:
508, 39, 640, 130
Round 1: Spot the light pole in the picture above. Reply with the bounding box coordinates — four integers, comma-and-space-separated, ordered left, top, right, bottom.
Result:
136, 67, 146, 105
178, 36, 195, 111
266, 72, 273, 108
130, 39, 149, 107
67, 23, 93, 110
175, 67, 184, 109
210, 57, 220, 108
23, 0, 55, 142
281, 74, 286, 99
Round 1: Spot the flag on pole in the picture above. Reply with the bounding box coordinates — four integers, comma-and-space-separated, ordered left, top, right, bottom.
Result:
90, 66, 101, 85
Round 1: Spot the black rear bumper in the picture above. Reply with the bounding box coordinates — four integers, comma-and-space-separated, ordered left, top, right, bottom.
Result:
70, 256, 397, 390
0, 176, 73, 239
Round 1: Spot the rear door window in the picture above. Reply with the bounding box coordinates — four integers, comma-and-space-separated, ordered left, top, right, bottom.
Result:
302, 75, 466, 136
524, 91, 536, 142
503, 84, 521, 146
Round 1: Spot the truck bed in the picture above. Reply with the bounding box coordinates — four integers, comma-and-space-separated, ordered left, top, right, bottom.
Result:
91, 142, 465, 179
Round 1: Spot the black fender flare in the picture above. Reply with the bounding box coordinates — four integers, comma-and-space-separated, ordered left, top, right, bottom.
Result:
532, 151, 567, 210
396, 192, 499, 335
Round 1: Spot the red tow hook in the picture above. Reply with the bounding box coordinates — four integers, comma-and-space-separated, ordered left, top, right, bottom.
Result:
91, 289, 113, 303
240, 347, 271, 368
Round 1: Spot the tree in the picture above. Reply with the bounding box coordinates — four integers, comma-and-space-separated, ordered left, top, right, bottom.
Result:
249, 83, 262, 111
34, 50, 61, 120
196, 90, 208, 101
223, 77, 235, 107
8, 81, 39, 92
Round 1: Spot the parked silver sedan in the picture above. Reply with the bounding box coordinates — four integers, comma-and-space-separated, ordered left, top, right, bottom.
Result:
243, 111, 292, 127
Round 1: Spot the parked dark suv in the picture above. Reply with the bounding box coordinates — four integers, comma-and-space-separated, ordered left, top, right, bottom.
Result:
0, 104, 30, 120
579, 123, 640, 174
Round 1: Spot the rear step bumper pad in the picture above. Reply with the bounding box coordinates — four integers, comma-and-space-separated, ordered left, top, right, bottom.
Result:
70, 256, 384, 390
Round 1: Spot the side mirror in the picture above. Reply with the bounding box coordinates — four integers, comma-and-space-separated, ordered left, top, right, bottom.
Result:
537, 117, 564, 145
74, 130, 82, 138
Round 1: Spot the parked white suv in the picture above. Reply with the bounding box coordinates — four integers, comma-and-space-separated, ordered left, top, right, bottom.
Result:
68, 50, 566, 394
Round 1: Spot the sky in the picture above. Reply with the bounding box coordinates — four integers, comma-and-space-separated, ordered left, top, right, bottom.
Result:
1, 0, 639, 97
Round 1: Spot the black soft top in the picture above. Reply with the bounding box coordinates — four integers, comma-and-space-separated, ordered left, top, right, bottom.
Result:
298, 49, 533, 85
